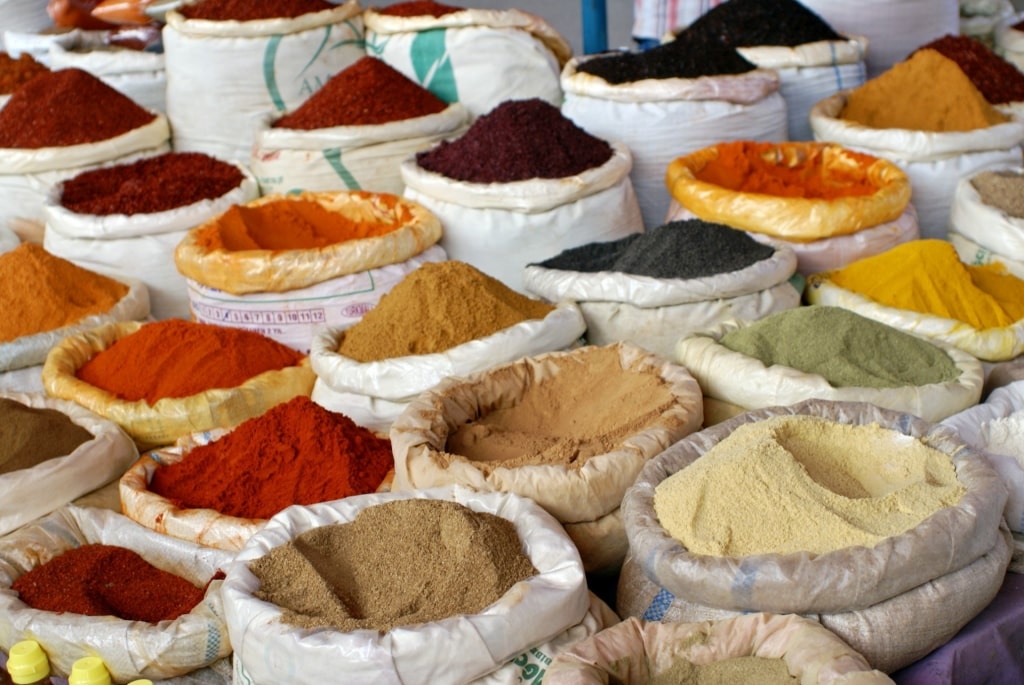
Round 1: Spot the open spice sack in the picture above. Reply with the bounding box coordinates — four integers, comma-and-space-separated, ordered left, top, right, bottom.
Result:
0, 505, 233, 682
175, 190, 445, 352
522, 220, 801, 360
400, 98, 644, 294
0, 391, 137, 538
617, 399, 1012, 672
44, 152, 257, 320
362, 3, 571, 119
310, 260, 586, 434
119, 396, 394, 551
949, 167, 1024, 280
221, 486, 594, 685
42, 319, 316, 450
544, 613, 893, 684
389, 342, 704, 573
675, 306, 985, 424
251, 56, 470, 196
664, 140, 917, 275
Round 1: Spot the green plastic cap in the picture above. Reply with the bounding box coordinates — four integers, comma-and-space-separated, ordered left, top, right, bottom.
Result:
7, 640, 50, 684
67, 657, 110, 685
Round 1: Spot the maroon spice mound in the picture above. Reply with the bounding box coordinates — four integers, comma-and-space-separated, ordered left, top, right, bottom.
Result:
916, 34, 1024, 105
415, 98, 614, 183
377, 1, 463, 18
179, 0, 334, 21
274, 57, 448, 129
0, 68, 156, 149
11, 543, 206, 622
59, 152, 244, 216
0, 52, 49, 95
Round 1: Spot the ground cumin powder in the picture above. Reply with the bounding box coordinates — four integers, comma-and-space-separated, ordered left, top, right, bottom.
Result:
840, 49, 1008, 132
249, 498, 536, 633
654, 415, 965, 557
651, 655, 798, 684
444, 345, 676, 473
336, 260, 555, 362
0, 398, 94, 475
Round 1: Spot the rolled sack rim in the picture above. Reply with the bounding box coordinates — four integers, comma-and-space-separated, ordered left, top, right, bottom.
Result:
735, 34, 869, 70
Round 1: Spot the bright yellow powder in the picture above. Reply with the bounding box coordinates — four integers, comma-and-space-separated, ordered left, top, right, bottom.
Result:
654, 415, 965, 557
824, 239, 1024, 330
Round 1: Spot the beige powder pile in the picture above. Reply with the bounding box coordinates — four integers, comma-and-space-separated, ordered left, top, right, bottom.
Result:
651, 655, 798, 684
654, 415, 965, 557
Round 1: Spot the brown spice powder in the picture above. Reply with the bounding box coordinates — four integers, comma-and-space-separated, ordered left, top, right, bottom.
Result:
0, 398, 95, 475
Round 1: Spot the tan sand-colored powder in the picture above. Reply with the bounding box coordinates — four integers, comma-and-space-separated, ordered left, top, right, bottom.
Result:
651, 655, 798, 684
654, 415, 965, 557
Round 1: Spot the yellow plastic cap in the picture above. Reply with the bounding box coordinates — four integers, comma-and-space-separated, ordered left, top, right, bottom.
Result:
67, 657, 111, 685
7, 640, 50, 684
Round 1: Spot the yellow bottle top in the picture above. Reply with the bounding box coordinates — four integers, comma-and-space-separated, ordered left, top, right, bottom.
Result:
67, 657, 110, 685
7, 641, 50, 685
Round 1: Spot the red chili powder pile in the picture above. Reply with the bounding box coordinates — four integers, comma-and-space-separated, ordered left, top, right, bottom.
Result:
274, 56, 448, 129
378, 1, 464, 18
149, 396, 393, 519
75, 319, 305, 404
178, 0, 334, 20
0, 52, 48, 95
12, 543, 206, 622
0, 68, 156, 149
59, 152, 244, 216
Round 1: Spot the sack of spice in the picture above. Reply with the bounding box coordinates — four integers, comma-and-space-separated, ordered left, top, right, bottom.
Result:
805, 239, 1024, 362
0, 51, 49, 106
560, 39, 786, 231
175, 190, 445, 352
0, 67, 170, 239
119, 396, 395, 551
222, 486, 591, 685
617, 399, 1012, 672
522, 220, 802, 360
809, 49, 1024, 239
363, 2, 571, 120
402, 98, 644, 293
544, 613, 893, 684
0, 0, 52, 53
162, 0, 364, 163
0, 504, 233, 681
43, 152, 255, 321
252, 56, 471, 197
310, 259, 587, 433
389, 343, 704, 573
41, 319, 316, 450
675, 307, 985, 423
1, 243, 149, 372
0, 392, 137, 538
949, 168, 1024, 279
995, 13, 1024, 73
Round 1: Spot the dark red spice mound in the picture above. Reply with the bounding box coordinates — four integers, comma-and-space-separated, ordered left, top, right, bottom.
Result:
0, 68, 156, 149
12, 543, 206, 622
916, 34, 1024, 105
59, 152, 244, 216
274, 57, 448, 129
377, 1, 463, 18
0, 52, 49, 95
415, 98, 614, 183
179, 0, 334, 21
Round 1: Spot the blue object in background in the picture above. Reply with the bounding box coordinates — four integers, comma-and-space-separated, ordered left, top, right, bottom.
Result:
581, 0, 608, 54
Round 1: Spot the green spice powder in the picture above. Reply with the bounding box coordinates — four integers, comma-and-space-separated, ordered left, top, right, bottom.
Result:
720, 306, 960, 388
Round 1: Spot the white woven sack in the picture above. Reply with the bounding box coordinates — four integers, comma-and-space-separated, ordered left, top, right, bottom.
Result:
809, 92, 1024, 239
43, 161, 259, 320
48, 39, 167, 112
309, 386, 407, 434
949, 230, 1024, 280
995, 13, 1024, 72
0, 115, 170, 234
390, 342, 703, 524
251, 102, 470, 196
363, 7, 570, 119
950, 168, 1024, 261
401, 142, 644, 293
0, 392, 138, 537
0, 275, 148, 372
962, 0, 1015, 46
942, 380, 1024, 532
797, 0, 959, 79
0, 226, 17, 253
562, 508, 627, 575
804, 273, 1024, 362
623, 400, 1008, 615
0, 505, 233, 682
0, 365, 42, 394
0, 0, 54, 52
1, 28, 80, 66
560, 61, 786, 231
163, 0, 365, 162
675, 318, 985, 423
187, 244, 447, 354
615, 527, 1012, 674
222, 486, 591, 685
545, 612, 894, 685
